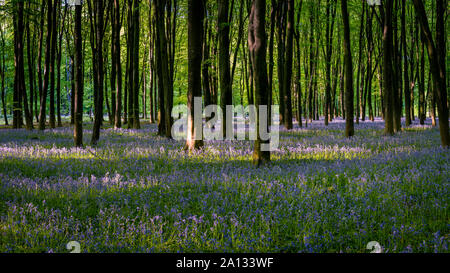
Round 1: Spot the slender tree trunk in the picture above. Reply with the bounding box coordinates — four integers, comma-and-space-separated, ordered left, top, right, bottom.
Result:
341, 0, 354, 137
355, 3, 365, 125
324, 0, 336, 125
277, 1, 286, 124
36, 0, 46, 124
90, 0, 105, 145
69, 56, 75, 124
202, 2, 212, 110
126, 0, 140, 129
0, 27, 7, 125
418, 32, 425, 125
155, 0, 172, 138
249, 0, 270, 166
49, 0, 58, 129
38, 0, 53, 130
56, 5, 66, 127
110, 1, 117, 126
147, 0, 155, 124
74, 3, 83, 147
392, 0, 401, 132
218, 0, 232, 138
294, 1, 303, 127
267, 0, 276, 126
282, 0, 294, 130
381, 0, 395, 135
114, 0, 122, 129
185, 0, 204, 151
401, 0, 411, 126
26, 6, 35, 128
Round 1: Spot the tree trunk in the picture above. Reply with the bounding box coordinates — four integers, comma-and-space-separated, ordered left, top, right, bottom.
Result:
202, 2, 212, 111
324, 0, 336, 125
218, 0, 232, 139
185, 0, 205, 151
155, 0, 173, 138
38, 0, 53, 130
277, 1, 286, 124
341, 0, 354, 137
282, 0, 294, 130
128, 0, 140, 129
418, 32, 425, 125
49, 0, 58, 129
381, 0, 395, 135
114, 0, 122, 129
0, 27, 7, 125
90, 0, 105, 145
74, 3, 83, 147
401, 0, 411, 126
249, 0, 270, 166
26, 5, 35, 128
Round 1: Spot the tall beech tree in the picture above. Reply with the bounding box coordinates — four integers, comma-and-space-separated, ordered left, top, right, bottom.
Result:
154, 0, 173, 138
0, 25, 7, 126
127, 0, 141, 130
380, 0, 395, 135
249, 0, 270, 165
324, 0, 336, 126
185, 0, 204, 151
401, 0, 411, 127
38, 0, 53, 131
74, 2, 83, 147
113, 0, 122, 129
49, 0, 59, 129
341, 0, 354, 138
218, 0, 232, 138
282, 0, 294, 130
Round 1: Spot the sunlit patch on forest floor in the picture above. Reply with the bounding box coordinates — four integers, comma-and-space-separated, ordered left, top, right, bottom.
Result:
0, 118, 448, 253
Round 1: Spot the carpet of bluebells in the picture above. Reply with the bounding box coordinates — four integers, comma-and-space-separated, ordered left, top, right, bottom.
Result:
0, 118, 448, 253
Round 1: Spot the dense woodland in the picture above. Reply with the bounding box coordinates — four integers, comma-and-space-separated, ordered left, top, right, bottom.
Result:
0, 0, 448, 164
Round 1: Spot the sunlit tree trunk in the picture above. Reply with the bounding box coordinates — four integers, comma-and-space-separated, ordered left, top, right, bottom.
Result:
185, 0, 204, 151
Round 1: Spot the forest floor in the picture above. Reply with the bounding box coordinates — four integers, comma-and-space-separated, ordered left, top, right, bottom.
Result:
0, 117, 448, 253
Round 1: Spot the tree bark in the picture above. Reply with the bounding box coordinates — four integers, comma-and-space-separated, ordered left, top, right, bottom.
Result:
282, 0, 294, 130
74, 3, 84, 147
218, 0, 232, 138
185, 0, 205, 151
249, 0, 270, 166
114, 0, 122, 129
38, 0, 54, 130
381, 0, 395, 135
341, 0, 354, 137
401, 0, 411, 126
